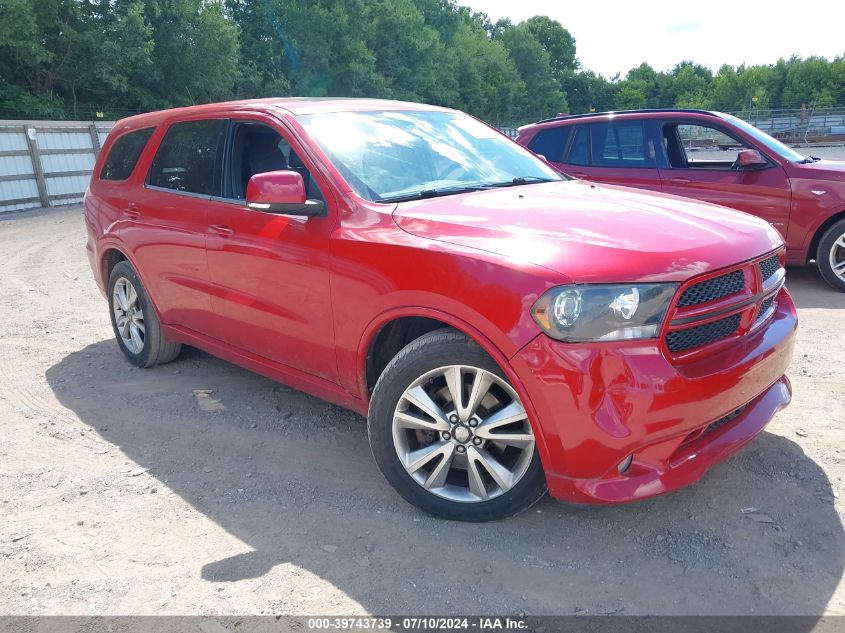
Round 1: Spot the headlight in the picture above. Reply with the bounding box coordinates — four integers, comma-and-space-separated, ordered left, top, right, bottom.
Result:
531, 284, 678, 342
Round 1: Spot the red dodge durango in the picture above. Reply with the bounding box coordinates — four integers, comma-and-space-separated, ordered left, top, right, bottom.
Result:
84, 98, 797, 521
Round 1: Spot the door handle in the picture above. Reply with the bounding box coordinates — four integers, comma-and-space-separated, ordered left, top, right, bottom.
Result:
122, 205, 140, 219
570, 171, 588, 179
669, 177, 691, 185
209, 224, 234, 237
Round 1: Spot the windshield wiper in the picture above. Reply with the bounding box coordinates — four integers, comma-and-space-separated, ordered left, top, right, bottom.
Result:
378, 185, 485, 203
378, 177, 557, 203
483, 176, 558, 188
799, 155, 822, 163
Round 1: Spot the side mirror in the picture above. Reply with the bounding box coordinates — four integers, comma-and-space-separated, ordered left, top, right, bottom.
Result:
736, 149, 767, 170
246, 170, 324, 216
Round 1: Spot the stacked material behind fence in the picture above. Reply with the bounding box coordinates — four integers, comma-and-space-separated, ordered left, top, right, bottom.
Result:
0, 120, 114, 213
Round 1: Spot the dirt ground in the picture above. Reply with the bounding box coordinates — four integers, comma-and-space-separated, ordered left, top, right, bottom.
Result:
0, 206, 843, 617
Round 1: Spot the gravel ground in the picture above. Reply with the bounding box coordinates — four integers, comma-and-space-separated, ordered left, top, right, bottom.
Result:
0, 206, 843, 616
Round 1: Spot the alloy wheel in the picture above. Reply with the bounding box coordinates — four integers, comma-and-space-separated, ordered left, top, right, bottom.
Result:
392, 365, 535, 503
112, 277, 145, 354
829, 232, 845, 283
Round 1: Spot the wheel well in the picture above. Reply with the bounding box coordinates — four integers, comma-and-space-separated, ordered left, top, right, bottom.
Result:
102, 248, 127, 282
808, 210, 845, 263
366, 317, 453, 394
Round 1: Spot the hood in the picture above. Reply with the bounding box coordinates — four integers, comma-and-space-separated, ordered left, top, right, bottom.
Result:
392, 180, 783, 283
791, 158, 845, 181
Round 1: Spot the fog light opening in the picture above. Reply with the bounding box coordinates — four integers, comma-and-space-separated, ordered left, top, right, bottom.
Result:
618, 454, 634, 474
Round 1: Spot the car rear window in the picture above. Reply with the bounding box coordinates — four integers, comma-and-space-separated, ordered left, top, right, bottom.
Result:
100, 127, 155, 181
527, 126, 571, 162
148, 119, 227, 196
591, 121, 655, 168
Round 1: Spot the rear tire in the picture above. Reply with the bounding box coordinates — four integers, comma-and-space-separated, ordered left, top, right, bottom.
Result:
817, 219, 845, 292
368, 329, 547, 521
108, 260, 181, 368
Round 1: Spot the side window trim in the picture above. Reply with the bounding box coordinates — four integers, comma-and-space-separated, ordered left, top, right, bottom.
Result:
645, 119, 668, 169
659, 119, 775, 171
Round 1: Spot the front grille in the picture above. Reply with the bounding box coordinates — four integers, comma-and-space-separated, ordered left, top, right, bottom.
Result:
703, 405, 747, 436
677, 269, 745, 308
666, 313, 742, 353
760, 255, 780, 282
756, 296, 775, 322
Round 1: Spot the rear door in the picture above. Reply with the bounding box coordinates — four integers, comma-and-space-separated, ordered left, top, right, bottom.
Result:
657, 119, 792, 237
128, 117, 227, 330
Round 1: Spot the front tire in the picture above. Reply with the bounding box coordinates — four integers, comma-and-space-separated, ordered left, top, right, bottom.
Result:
817, 218, 845, 292
108, 260, 181, 367
368, 329, 546, 521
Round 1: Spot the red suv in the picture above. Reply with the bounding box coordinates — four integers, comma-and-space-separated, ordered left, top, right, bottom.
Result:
85, 99, 796, 521
516, 109, 845, 290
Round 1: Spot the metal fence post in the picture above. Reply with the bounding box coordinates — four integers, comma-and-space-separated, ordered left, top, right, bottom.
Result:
88, 123, 101, 157
24, 126, 50, 208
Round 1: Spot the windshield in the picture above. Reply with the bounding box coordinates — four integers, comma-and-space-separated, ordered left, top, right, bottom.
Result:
721, 114, 807, 163
297, 110, 563, 202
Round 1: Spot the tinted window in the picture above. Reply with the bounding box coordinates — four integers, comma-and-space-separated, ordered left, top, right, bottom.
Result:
527, 126, 571, 162
148, 119, 227, 195
567, 125, 590, 166
100, 128, 154, 181
591, 121, 655, 167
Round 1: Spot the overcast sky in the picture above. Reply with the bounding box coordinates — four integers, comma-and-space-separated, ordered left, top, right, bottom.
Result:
465, 0, 844, 77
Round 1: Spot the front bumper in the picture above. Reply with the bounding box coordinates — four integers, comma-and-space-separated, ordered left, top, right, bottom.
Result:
511, 287, 797, 504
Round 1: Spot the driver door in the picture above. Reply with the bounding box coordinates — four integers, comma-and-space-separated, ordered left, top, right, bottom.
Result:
658, 120, 792, 238
202, 116, 338, 382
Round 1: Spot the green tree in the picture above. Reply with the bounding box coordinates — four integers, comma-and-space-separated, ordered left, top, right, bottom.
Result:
225, 0, 291, 98
523, 15, 577, 74
615, 84, 647, 110
449, 19, 524, 121
782, 56, 837, 107
499, 22, 567, 119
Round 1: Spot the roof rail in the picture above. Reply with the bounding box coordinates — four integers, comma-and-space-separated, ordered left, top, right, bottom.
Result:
533, 108, 717, 125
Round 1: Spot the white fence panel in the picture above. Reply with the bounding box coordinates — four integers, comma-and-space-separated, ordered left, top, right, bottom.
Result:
0, 120, 114, 213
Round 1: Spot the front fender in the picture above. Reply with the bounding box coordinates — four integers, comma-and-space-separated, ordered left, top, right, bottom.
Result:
354, 303, 556, 482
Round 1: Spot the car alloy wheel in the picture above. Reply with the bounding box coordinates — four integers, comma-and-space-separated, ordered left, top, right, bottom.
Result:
112, 277, 146, 354
828, 232, 845, 283
391, 365, 535, 503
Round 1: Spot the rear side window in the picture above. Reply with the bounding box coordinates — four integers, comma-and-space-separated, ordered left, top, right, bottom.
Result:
567, 125, 590, 166
148, 119, 227, 196
100, 128, 154, 181
527, 126, 572, 162
591, 121, 655, 168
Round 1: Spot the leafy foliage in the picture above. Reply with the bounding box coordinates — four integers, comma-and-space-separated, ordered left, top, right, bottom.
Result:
0, 0, 842, 122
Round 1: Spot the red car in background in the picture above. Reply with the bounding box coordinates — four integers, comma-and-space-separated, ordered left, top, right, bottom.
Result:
516, 109, 845, 291
85, 99, 796, 521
